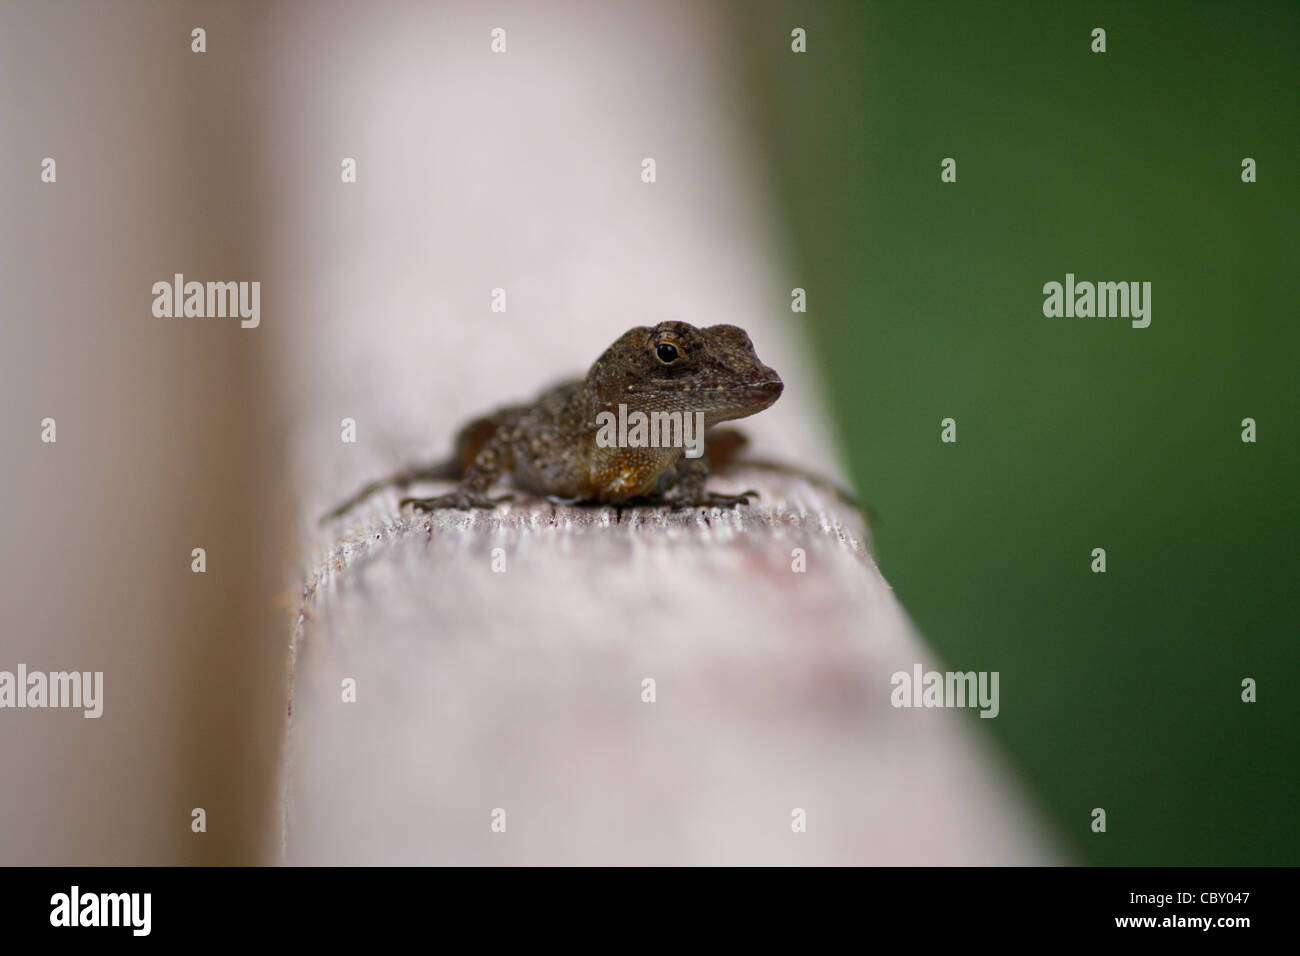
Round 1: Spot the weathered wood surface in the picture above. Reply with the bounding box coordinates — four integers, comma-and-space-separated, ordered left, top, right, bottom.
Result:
288, 476, 1053, 864
273, 0, 1056, 864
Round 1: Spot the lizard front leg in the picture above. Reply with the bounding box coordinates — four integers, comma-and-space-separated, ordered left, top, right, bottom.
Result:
649, 456, 759, 509
401, 420, 518, 512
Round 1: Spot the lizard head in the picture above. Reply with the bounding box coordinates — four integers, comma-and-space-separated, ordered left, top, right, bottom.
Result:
590, 321, 783, 426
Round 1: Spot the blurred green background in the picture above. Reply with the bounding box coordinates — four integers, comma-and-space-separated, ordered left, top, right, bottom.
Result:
744, 0, 1299, 864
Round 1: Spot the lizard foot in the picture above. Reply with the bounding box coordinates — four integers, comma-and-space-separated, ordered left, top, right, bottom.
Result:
400, 491, 514, 512
626, 488, 760, 509
694, 488, 759, 508
669, 488, 760, 509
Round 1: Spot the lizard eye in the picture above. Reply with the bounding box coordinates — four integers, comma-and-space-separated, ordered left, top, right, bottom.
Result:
655, 343, 680, 364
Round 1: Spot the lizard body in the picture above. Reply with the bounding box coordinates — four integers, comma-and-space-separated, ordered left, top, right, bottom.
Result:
322, 321, 783, 519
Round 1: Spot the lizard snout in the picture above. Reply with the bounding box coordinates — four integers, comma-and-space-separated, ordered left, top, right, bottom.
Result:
754, 375, 783, 401
739, 375, 783, 411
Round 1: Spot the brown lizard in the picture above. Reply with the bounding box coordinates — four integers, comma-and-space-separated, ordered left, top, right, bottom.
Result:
321, 321, 784, 520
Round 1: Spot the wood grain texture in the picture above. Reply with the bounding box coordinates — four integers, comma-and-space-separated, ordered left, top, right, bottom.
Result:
286, 474, 1053, 864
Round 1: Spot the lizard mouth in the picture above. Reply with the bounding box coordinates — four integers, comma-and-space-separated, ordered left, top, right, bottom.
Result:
701, 378, 784, 413
734, 379, 784, 406
638, 378, 783, 413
